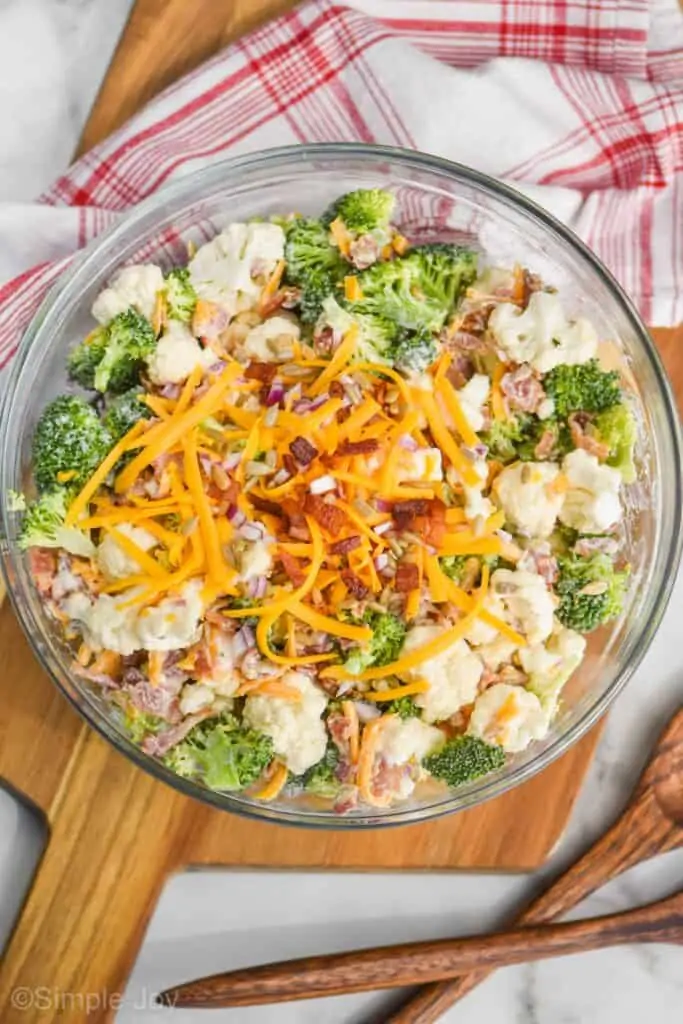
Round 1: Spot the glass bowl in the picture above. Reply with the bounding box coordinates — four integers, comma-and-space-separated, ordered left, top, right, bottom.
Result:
1, 143, 681, 828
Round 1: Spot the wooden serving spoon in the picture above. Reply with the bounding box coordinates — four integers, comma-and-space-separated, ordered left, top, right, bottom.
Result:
158, 707, 683, 1013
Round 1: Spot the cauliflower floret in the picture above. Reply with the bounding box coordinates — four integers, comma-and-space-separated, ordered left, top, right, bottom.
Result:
467, 683, 550, 752
239, 315, 301, 362
477, 635, 520, 671
401, 625, 483, 723
179, 683, 216, 716
239, 540, 273, 583
377, 716, 444, 765
243, 671, 327, 775
457, 374, 490, 433
489, 291, 598, 374
493, 461, 564, 539
92, 264, 164, 324
521, 621, 586, 716
75, 592, 142, 655
135, 580, 204, 652
465, 595, 509, 647
559, 449, 622, 534
397, 446, 443, 483
146, 320, 216, 385
457, 456, 494, 523
490, 568, 556, 646
188, 222, 285, 315
97, 524, 157, 580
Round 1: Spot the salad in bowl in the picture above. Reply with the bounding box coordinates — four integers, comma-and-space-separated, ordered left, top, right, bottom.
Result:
15, 186, 637, 813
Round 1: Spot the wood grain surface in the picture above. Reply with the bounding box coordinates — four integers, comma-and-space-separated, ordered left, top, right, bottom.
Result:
0, 2, 682, 1022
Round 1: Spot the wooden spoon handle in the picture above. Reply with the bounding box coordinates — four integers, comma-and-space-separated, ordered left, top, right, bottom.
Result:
159, 889, 683, 1009
387, 708, 683, 1024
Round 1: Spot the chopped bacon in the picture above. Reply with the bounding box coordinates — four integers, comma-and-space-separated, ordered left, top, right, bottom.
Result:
304, 495, 348, 536
329, 535, 362, 555
518, 544, 559, 585
574, 535, 619, 558
329, 380, 345, 399
392, 499, 429, 529
534, 428, 557, 460
341, 569, 368, 599
314, 325, 336, 356
259, 286, 301, 318
125, 681, 181, 723
142, 709, 215, 756
336, 407, 351, 424
349, 234, 380, 269
395, 561, 419, 593
446, 355, 475, 390
290, 436, 319, 465
245, 361, 277, 383
334, 786, 360, 815
500, 364, 545, 414
328, 712, 355, 759
279, 550, 306, 586
335, 439, 380, 457
413, 498, 447, 547
28, 548, 57, 594
521, 269, 543, 308
282, 453, 297, 477
249, 494, 285, 517
568, 412, 611, 460
192, 299, 229, 340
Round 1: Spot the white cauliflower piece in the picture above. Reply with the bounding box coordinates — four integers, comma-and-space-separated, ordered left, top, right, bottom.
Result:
243, 671, 328, 775
493, 461, 564, 539
489, 291, 598, 373
377, 717, 444, 765
465, 595, 509, 647
179, 683, 216, 716
97, 524, 157, 580
490, 568, 556, 646
188, 222, 285, 315
477, 635, 520, 671
92, 264, 164, 324
401, 625, 483, 723
239, 540, 273, 583
397, 447, 443, 483
146, 320, 216, 385
74, 592, 142, 655
135, 580, 205, 652
521, 622, 586, 716
239, 315, 300, 362
560, 449, 622, 534
457, 374, 490, 432
467, 683, 550, 752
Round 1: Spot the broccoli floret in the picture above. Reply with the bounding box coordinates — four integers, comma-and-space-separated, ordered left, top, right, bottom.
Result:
346, 244, 477, 332
225, 596, 260, 628
296, 743, 341, 798
482, 415, 571, 463
392, 328, 438, 373
555, 553, 628, 633
284, 218, 347, 322
543, 359, 622, 418
423, 734, 505, 787
165, 267, 197, 322
387, 696, 421, 719
164, 713, 274, 791
18, 488, 95, 557
481, 417, 529, 463
317, 296, 397, 363
593, 402, 637, 483
103, 388, 151, 441
440, 554, 500, 586
93, 309, 157, 393
322, 188, 395, 239
67, 328, 108, 389
123, 710, 166, 745
343, 610, 406, 675
32, 395, 112, 493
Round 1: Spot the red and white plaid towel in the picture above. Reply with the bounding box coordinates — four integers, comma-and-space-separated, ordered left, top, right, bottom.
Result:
1, 0, 682, 381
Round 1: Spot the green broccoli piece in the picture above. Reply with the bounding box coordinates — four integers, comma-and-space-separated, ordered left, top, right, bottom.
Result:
343, 610, 406, 676
440, 554, 500, 585
284, 218, 347, 323
93, 309, 157, 393
423, 734, 505, 787
555, 553, 628, 633
481, 417, 530, 463
67, 328, 108, 389
164, 713, 274, 791
593, 402, 637, 483
387, 696, 421, 719
32, 395, 112, 493
165, 267, 197, 322
322, 188, 395, 240
103, 389, 151, 442
392, 328, 438, 373
346, 244, 477, 333
543, 359, 622, 418
296, 743, 341, 798
123, 710, 166, 745
18, 488, 94, 557
317, 296, 397, 364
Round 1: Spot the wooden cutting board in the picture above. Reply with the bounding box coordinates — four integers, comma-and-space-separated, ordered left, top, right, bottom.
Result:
1, 1, 682, 1019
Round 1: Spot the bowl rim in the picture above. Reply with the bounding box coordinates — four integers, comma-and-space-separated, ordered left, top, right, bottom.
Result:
2, 140, 682, 829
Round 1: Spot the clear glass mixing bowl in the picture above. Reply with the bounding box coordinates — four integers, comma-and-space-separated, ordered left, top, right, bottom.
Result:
1, 144, 681, 828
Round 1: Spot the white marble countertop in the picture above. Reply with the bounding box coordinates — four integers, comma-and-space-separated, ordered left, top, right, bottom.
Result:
1, 2, 683, 1022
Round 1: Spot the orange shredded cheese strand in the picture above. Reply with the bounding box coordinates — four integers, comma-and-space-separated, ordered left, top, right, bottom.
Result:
65, 420, 149, 525
404, 589, 421, 620
182, 432, 226, 585
254, 761, 289, 801
258, 259, 286, 313
144, 396, 172, 419
351, 362, 412, 405
438, 535, 503, 557
344, 276, 363, 301
309, 326, 359, 397
336, 398, 381, 440
329, 217, 352, 256
435, 376, 480, 448
364, 680, 429, 701
416, 390, 480, 487
430, 558, 526, 646
255, 613, 336, 666
175, 363, 204, 416
491, 363, 507, 421
105, 526, 166, 579
289, 601, 372, 642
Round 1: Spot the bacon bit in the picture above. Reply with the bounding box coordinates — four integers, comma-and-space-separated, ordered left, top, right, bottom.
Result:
192, 298, 229, 340
568, 413, 611, 460
329, 380, 345, 399
279, 550, 306, 587
522, 268, 542, 308
29, 548, 56, 594
392, 498, 429, 529
329, 535, 362, 555
282, 453, 297, 477
245, 361, 277, 383
395, 561, 419, 593
289, 436, 319, 465
335, 439, 380, 457
348, 236, 379, 271
304, 494, 348, 536
501, 364, 546, 414
341, 569, 369, 599
249, 494, 285, 517
336, 407, 351, 424
534, 428, 557, 460
413, 498, 447, 546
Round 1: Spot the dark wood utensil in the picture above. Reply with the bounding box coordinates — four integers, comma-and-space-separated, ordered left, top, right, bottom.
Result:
387, 704, 683, 1024
158, 886, 683, 1008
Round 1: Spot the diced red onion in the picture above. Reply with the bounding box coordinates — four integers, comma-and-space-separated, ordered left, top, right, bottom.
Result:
463, 444, 489, 461
266, 382, 285, 407
199, 453, 213, 475
246, 575, 268, 599
239, 521, 267, 542
398, 434, 419, 452
231, 629, 249, 660
309, 393, 330, 411
238, 624, 255, 649
373, 521, 392, 536
223, 452, 241, 471
309, 474, 337, 495
292, 398, 314, 414
355, 701, 382, 722
228, 506, 246, 527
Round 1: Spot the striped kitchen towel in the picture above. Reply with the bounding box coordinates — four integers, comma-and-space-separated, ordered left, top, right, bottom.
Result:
1, 0, 682, 379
